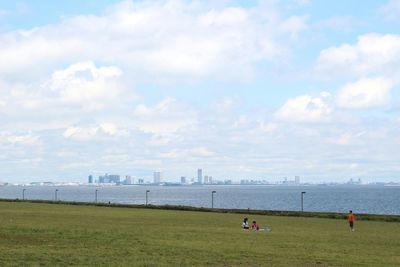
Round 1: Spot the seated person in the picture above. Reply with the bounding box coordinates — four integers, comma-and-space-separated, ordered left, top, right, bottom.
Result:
251, 220, 259, 231
242, 217, 249, 229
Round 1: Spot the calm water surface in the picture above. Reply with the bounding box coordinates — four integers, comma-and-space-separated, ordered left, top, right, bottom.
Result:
1, 185, 399, 215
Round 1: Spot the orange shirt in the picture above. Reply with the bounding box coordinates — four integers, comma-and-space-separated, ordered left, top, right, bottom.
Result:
347, 214, 355, 222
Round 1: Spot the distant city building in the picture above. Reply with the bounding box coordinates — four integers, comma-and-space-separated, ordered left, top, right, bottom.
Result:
204, 175, 209, 184
98, 174, 106, 183
347, 178, 362, 185
209, 176, 213, 184
153, 172, 162, 184
138, 178, 144, 184
279, 176, 301, 185
124, 175, 132, 185
98, 174, 120, 184
109, 175, 120, 184
240, 179, 270, 185
197, 169, 203, 184
180, 176, 186, 184
88, 175, 93, 184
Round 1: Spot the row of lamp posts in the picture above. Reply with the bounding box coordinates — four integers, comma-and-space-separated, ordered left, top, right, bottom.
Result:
19, 189, 308, 211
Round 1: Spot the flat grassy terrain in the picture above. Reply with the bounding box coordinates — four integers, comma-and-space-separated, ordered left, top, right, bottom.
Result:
0, 202, 399, 266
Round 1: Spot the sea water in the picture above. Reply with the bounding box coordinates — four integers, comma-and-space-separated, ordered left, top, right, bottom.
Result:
1, 185, 399, 215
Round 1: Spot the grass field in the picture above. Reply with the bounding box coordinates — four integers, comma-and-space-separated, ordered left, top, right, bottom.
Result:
0, 202, 399, 266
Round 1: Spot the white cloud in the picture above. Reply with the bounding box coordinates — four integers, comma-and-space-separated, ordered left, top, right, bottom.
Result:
0, 0, 300, 81
2, 1, 400, 182
101, 153, 129, 162
326, 131, 366, 145
275, 92, 332, 122
0, 132, 40, 145
189, 147, 215, 157
60, 162, 93, 170
46, 61, 123, 108
63, 126, 98, 140
159, 147, 215, 159
280, 15, 308, 40
315, 33, 400, 78
336, 77, 394, 109
134, 98, 196, 134
0, 61, 126, 130
380, 0, 400, 22
63, 123, 126, 141
316, 16, 362, 32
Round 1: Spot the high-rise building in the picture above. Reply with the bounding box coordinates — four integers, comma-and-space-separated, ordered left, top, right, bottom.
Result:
109, 175, 120, 184
138, 178, 144, 184
181, 176, 186, 184
125, 175, 132, 185
204, 175, 209, 184
295, 176, 300, 185
98, 174, 120, 184
98, 174, 106, 183
153, 172, 161, 184
88, 175, 93, 184
197, 169, 202, 184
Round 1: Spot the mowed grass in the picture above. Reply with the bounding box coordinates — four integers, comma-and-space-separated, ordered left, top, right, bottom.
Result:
0, 202, 399, 266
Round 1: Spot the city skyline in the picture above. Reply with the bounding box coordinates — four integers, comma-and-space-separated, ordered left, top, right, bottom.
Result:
1, 1, 400, 183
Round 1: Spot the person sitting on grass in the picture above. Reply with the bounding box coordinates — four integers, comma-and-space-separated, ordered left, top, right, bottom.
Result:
251, 220, 259, 231
242, 217, 249, 229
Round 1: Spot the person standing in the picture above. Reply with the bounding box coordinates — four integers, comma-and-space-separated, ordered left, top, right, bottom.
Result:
347, 210, 356, 232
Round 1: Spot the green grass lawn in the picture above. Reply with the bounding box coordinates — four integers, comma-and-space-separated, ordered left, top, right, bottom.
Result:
0, 202, 399, 266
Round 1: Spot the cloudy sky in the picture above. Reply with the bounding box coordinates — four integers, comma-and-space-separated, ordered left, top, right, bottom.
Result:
1, 0, 400, 183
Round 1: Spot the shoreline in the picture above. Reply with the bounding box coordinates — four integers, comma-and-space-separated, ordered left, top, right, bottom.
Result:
1, 198, 399, 222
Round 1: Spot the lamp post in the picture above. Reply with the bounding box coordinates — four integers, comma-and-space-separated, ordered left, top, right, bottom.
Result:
146, 190, 150, 205
55, 189, 59, 201
301, 191, 306, 212
22, 189, 26, 200
211, 191, 216, 209
95, 189, 98, 203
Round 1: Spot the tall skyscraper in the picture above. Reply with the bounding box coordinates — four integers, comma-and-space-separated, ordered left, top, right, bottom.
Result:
125, 175, 132, 185
88, 175, 93, 184
98, 174, 107, 183
204, 175, 209, 184
98, 174, 120, 184
197, 169, 202, 184
181, 176, 186, 184
153, 172, 161, 184
108, 175, 120, 184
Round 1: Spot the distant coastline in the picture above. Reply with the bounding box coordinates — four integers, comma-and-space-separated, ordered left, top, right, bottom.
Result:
1, 198, 399, 223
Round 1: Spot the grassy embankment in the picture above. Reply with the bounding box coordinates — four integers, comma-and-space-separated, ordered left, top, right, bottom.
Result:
0, 201, 399, 266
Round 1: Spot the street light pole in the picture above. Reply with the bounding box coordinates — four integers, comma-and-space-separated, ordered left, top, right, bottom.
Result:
211, 191, 216, 209
95, 189, 98, 203
55, 189, 58, 201
22, 189, 26, 200
146, 190, 150, 205
301, 191, 306, 212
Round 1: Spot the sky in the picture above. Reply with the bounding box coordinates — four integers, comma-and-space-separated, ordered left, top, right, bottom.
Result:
1, 0, 400, 183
